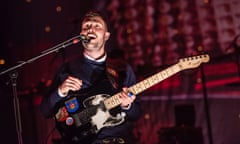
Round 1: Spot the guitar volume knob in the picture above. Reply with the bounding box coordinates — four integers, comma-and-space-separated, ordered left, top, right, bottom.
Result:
65, 117, 74, 126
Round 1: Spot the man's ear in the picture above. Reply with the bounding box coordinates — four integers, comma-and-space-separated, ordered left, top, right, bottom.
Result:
104, 32, 110, 41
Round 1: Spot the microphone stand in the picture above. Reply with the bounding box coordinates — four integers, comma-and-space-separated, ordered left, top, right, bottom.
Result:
200, 62, 213, 144
0, 35, 83, 144
10, 71, 23, 144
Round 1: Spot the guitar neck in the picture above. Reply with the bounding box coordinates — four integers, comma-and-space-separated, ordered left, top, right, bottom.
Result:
104, 63, 182, 110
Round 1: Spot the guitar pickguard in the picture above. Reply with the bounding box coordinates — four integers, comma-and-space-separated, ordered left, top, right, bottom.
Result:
83, 94, 125, 132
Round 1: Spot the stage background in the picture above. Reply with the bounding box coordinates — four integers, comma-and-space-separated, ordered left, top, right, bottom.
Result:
1, 0, 240, 144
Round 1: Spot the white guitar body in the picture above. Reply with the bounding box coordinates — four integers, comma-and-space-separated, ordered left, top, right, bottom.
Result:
83, 94, 125, 132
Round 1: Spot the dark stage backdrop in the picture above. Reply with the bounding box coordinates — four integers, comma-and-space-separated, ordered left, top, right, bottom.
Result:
1, 0, 240, 144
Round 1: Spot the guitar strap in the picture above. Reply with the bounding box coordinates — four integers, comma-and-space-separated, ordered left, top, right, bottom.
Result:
106, 56, 127, 90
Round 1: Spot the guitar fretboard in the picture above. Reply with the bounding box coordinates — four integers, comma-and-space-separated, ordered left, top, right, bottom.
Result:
104, 63, 182, 110
103, 54, 210, 110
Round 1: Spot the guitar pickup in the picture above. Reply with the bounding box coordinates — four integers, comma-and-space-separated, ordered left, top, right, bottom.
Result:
72, 106, 98, 127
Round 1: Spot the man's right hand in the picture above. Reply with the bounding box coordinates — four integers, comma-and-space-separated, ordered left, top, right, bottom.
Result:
58, 76, 82, 96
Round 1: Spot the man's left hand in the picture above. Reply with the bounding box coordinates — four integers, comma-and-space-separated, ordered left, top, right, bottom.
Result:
119, 87, 136, 108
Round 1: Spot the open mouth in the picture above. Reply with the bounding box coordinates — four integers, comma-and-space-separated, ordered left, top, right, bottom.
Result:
87, 33, 96, 39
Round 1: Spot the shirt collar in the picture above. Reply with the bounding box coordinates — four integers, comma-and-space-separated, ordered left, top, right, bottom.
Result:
83, 53, 107, 62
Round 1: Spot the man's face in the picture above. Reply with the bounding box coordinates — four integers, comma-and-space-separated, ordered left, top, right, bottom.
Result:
80, 16, 110, 50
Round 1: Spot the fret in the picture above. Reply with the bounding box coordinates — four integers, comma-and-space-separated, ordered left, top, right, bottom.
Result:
166, 68, 172, 75
160, 70, 168, 79
156, 72, 164, 82
114, 95, 121, 104
104, 94, 121, 110
136, 81, 145, 90
150, 75, 159, 84
152, 73, 161, 84
134, 83, 144, 94
129, 87, 137, 95
110, 98, 115, 106
143, 79, 151, 89
142, 78, 154, 90
129, 64, 181, 96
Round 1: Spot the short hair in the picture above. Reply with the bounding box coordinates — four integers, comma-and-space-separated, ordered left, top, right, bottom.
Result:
81, 10, 110, 31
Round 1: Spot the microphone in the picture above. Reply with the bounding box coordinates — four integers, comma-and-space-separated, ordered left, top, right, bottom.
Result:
80, 34, 91, 43
72, 35, 91, 44
41, 35, 91, 54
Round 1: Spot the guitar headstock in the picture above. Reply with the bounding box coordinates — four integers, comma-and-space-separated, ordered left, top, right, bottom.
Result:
178, 54, 210, 70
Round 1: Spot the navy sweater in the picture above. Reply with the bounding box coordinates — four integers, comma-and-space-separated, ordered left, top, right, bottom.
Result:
40, 55, 141, 144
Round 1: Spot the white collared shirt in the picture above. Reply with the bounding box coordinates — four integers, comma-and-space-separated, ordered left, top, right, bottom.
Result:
83, 53, 107, 62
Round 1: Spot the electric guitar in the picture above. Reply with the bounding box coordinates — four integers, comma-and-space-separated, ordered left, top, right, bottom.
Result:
55, 54, 210, 142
